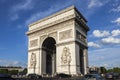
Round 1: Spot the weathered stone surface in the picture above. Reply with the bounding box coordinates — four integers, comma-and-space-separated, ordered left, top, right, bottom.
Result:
27, 6, 89, 76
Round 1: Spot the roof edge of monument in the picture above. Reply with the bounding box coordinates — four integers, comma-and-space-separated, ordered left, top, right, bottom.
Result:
29, 5, 87, 27
29, 5, 76, 27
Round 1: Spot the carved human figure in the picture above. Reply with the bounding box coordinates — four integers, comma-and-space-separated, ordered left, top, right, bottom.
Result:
66, 48, 71, 65
30, 53, 36, 68
61, 47, 71, 65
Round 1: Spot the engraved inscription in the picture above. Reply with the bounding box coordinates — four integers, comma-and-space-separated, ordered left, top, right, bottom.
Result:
59, 29, 73, 40
30, 39, 38, 47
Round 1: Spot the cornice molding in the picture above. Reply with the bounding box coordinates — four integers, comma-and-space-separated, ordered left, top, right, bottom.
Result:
28, 48, 41, 52
27, 15, 75, 35
56, 40, 75, 47
29, 5, 75, 27
75, 40, 88, 49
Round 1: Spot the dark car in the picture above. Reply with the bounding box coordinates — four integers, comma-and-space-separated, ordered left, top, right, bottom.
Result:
0, 74, 15, 80
83, 74, 104, 80
28, 73, 42, 79
55, 73, 71, 78
105, 73, 113, 79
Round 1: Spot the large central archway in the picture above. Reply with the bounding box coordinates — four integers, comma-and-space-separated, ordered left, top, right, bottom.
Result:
42, 37, 56, 74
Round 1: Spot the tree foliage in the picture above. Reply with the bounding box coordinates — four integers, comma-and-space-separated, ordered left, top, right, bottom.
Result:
107, 67, 120, 73
0, 67, 27, 75
100, 67, 107, 74
0, 69, 8, 74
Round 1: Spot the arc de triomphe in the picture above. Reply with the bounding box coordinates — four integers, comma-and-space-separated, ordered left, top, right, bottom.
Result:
26, 6, 90, 76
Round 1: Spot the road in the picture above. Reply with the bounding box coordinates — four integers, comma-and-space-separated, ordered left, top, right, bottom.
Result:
14, 77, 120, 80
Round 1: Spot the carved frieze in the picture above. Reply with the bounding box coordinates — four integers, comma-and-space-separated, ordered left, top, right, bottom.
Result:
75, 11, 86, 24
75, 22, 87, 35
30, 39, 38, 47
59, 29, 73, 40
76, 31, 87, 43
28, 19, 74, 38
61, 47, 72, 65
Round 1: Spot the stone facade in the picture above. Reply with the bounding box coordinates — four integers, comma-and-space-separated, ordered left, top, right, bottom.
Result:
26, 6, 90, 76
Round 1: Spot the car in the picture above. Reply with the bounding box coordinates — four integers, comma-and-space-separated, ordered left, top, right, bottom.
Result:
89, 71, 98, 74
55, 73, 71, 78
0, 74, 15, 80
83, 74, 104, 80
105, 73, 113, 79
28, 73, 42, 79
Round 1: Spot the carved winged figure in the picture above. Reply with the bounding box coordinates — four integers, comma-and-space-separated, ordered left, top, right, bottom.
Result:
30, 53, 36, 67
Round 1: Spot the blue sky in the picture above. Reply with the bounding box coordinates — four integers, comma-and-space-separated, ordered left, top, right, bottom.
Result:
0, 0, 120, 68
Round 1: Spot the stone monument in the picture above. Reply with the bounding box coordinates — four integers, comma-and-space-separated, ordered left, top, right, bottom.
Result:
26, 5, 90, 76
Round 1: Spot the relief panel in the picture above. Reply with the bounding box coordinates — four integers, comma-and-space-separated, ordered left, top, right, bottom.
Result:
59, 29, 73, 40
28, 19, 74, 38
30, 39, 38, 47
30, 53, 36, 68
61, 47, 72, 65
76, 31, 87, 43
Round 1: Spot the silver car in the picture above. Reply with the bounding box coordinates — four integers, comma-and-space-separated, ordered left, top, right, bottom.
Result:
83, 74, 104, 80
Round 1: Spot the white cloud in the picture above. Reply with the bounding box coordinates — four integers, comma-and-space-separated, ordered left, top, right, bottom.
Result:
88, 42, 100, 48
0, 59, 25, 67
89, 47, 120, 68
93, 30, 110, 37
0, 60, 6, 63
7, 61, 20, 66
95, 56, 105, 60
101, 37, 120, 44
110, 5, 120, 12
112, 29, 120, 36
10, 0, 34, 21
88, 0, 103, 8
25, 11, 48, 25
11, 0, 34, 12
25, 1, 72, 25
112, 17, 120, 25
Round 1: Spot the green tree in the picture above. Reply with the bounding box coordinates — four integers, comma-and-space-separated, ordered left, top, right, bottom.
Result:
0, 69, 8, 74
8, 70, 18, 75
113, 67, 120, 73
23, 68, 27, 74
100, 67, 107, 74
107, 69, 113, 73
